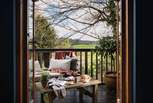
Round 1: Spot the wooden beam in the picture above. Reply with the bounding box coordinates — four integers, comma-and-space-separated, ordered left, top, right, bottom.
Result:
121, 0, 132, 103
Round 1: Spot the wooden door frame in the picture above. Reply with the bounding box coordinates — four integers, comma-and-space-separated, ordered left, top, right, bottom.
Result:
15, 0, 28, 103
121, 0, 134, 103
15, 0, 134, 103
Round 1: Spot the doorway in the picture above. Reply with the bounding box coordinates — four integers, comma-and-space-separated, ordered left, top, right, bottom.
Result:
20, 0, 132, 103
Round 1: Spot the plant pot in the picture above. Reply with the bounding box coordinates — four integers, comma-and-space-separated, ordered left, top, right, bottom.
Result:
41, 80, 47, 88
104, 72, 116, 90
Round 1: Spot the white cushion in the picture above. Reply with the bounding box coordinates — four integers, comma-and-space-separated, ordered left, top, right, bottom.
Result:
29, 59, 41, 72
49, 59, 71, 70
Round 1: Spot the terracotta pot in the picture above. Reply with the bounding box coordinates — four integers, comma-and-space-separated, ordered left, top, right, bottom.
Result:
104, 72, 116, 89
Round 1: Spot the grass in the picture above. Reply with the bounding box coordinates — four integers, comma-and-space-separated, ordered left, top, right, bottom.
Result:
72, 44, 96, 49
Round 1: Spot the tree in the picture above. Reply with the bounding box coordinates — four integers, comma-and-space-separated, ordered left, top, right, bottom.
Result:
35, 14, 57, 48
35, 0, 118, 39
105, 0, 117, 34
96, 35, 117, 72
34, 15, 57, 67
96, 36, 116, 56
55, 38, 71, 48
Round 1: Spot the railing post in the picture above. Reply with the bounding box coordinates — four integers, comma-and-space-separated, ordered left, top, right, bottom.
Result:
38, 52, 43, 68
43, 52, 50, 68
111, 54, 112, 72
80, 51, 82, 75
91, 51, 93, 77
114, 53, 116, 72
101, 52, 104, 83
96, 52, 98, 79
106, 53, 108, 72
85, 52, 88, 74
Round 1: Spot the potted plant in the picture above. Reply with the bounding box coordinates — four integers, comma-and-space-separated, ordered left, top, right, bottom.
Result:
96, 36, 117, 89
40, 72, 49, 88
104, 72, 117, 89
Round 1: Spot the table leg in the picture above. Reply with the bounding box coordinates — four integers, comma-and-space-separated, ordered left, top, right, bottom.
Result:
41, 93, 44, 103
79, 88, 83, 103
92, 85, 98, 103
48, 92, 56, 103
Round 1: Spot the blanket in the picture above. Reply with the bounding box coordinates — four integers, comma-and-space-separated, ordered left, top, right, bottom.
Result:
47, 78, 66, 99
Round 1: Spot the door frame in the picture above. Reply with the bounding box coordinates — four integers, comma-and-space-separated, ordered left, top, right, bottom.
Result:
15, 0, 134, 103
121, 0, 134, 103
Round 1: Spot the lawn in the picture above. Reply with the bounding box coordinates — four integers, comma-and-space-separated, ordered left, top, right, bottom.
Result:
72, 44, 96, 49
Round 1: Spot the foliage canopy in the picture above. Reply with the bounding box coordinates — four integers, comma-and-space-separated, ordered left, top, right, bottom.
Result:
96, 36, 116, 56
35, 15, 57, 48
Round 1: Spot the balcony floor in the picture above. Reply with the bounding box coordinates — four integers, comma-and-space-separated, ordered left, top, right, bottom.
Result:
35, 84, 116, 103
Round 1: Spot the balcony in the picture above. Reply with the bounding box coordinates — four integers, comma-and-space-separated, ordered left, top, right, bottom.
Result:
29, 48, 117, 103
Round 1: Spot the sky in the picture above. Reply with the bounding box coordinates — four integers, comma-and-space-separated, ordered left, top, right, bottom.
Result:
28, 0, 121, 41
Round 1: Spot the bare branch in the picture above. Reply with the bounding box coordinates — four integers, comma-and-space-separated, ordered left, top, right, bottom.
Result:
54, 23, 98, 39
33, 0, 116, 40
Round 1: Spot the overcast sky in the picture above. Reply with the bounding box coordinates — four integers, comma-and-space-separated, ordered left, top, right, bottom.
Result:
28, 0, 120, 41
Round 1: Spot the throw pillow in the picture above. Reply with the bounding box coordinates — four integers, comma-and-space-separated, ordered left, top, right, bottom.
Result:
49, 59, 71, 70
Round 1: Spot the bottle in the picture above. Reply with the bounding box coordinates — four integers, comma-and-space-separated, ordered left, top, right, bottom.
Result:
75, 77, 77, 83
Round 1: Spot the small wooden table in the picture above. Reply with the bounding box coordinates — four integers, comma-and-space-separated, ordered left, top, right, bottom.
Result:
35, 80, 101, 103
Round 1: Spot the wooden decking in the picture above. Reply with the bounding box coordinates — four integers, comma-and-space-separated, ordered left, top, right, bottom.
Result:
35, 84, 116, 103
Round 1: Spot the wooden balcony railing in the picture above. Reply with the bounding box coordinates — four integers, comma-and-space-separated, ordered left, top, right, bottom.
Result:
29, 48, 116, 83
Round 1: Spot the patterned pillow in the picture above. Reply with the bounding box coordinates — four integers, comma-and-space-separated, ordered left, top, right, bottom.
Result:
49, 59, 71, 70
